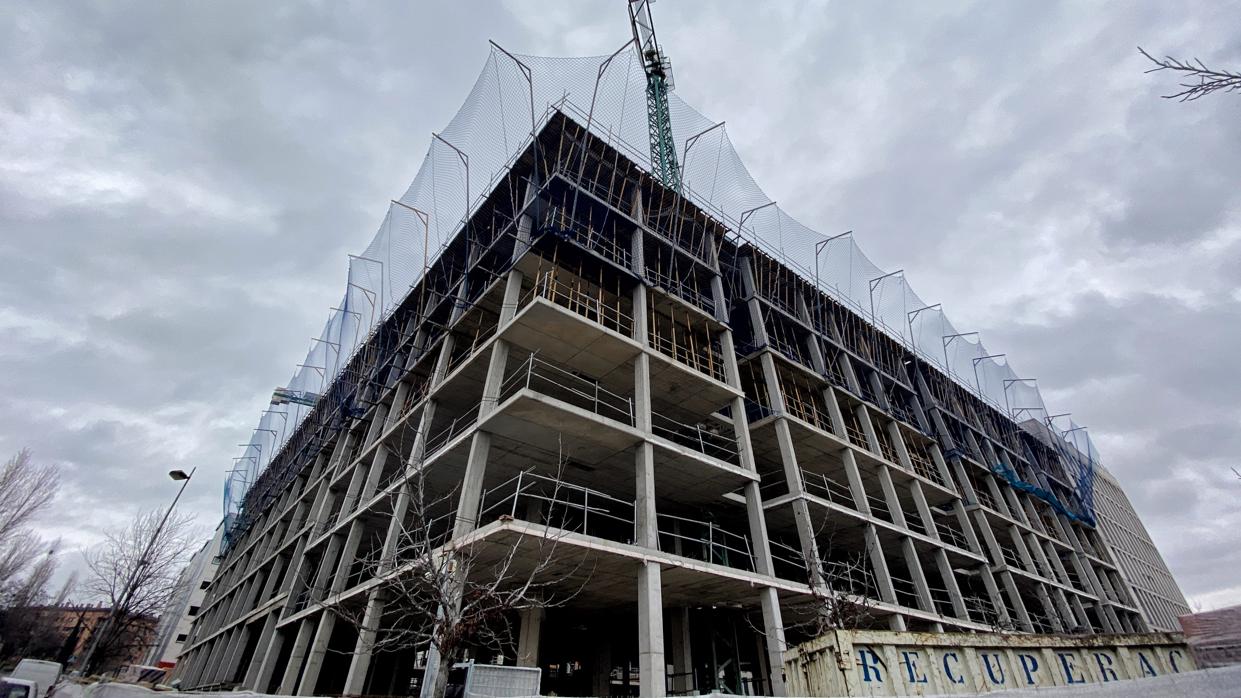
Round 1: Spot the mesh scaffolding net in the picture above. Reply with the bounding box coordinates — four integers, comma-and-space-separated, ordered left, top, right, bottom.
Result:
223, 46, 1098, 539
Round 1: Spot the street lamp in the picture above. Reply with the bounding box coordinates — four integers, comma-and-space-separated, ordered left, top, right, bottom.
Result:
77, 467, 196, 675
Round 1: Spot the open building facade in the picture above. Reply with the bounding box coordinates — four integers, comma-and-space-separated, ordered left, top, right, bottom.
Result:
176, 111, 1187, 696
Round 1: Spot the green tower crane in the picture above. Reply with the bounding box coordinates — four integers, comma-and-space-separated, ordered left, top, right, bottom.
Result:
628, 0, 681, 190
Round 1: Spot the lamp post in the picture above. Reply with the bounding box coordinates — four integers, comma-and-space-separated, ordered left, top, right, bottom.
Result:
78, 468, 196, 675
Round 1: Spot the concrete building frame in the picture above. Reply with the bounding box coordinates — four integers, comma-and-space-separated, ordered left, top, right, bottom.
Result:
177, 111, 1170, 697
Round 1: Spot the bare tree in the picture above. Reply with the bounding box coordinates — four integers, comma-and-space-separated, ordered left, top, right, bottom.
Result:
80, 509, 198, 674
1139, 47, 1241, 102
783, 542, 880, 636
0, 450, 60, 588
335, 448, 592, 698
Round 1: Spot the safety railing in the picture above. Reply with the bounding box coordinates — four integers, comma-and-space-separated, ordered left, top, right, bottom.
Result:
907, 442, 946, 487
998, 545, 1025, 571
875, 428, 901, 466
647, 323, 727, 383
499, 353, 635, 426
928, 585, 956, 617
765, 328, 813, 370
935, 520, 971, 551
822, 559, 879, 599
476, 470, 757, 573
890, 573, 923, 609
841, 410, 871, 451
650, 410, 739, 465
645, 264, 716, 316
538, 204, 633, 269
444, 320, 499, 375
866, 492, 895, 524
478, 470, 636, 544
423, 402, 482, 457
783, 389, 835, 435
657, 513, 755, 572
904, 511, 929, 537
769, 538, 810, 582
963, 593, 999, 624
800, 469, 858, 510
521, 270, 634, 338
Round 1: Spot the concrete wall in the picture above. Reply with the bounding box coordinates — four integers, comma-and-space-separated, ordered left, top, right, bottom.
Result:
784, 629, 1194, 696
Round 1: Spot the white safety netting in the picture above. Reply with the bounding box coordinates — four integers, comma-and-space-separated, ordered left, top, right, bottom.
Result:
224, 46, 1099, 529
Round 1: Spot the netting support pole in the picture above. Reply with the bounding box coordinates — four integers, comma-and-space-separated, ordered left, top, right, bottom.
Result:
681, 120, 725, 192
941, 332, 979, 380
1002, 377, 1037, 419
812, 230, 852, 326
868, 268, 904, 327
971, 353, 1006, 398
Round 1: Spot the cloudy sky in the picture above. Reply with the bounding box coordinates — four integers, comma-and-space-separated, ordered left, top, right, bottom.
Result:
2, 1, 1238, 611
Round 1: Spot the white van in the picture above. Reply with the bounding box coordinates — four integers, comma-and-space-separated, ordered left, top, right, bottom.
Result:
2, 659, 63, 698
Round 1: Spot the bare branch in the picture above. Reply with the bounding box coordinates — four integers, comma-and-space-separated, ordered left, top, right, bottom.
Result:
80, 508, 199, 673
331, 430, 593, 698
1139, 46, 1241, 102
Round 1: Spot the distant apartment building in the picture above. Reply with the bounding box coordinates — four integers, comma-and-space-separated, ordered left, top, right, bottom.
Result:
146, 523, 225, 668
1092, 466, 1191, 631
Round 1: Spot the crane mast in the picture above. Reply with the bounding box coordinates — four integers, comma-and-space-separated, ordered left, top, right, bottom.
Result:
628, 0, 681, 190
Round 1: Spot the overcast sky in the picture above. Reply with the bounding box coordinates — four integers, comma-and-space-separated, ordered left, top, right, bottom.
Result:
2, 1, 1238, 611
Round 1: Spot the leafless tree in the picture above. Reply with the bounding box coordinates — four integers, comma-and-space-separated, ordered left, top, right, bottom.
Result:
1139, 47, 1241, 102
334, 442, 592, 698
80, 508, 198, 674
786, 545, 880, 636
0, 542, 64, 663
0, 450, 60, 588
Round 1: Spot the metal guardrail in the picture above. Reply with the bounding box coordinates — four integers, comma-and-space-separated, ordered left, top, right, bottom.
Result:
499, 353, 635, 425
648, 324, 727, 382
800, 469, 856, 509
658, 512, 755, 572
522, 270, 635, 338
650, 410, 739, 464
477, 470, 757, 573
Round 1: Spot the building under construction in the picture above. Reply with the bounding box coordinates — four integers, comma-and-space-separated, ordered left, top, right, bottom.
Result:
175, 25, 1188, 698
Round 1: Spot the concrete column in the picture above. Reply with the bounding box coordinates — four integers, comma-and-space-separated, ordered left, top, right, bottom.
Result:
909, 481, 937, 539
637, 562, 666, 698
452, 431, 492, 538
1034, 583, 1064, 632
634, 332, 665, 696
217, 626, 250, 685
864, 525, 903, 630
876, 467, 907, 528
250, 622, 289, 693
842, 450, 871, 515
999, 571, 1034, 632
205, 637, 231, 685
668, 608, 693, 694
516, 607, 544, 667
978, 566, 1013, 628
934, 550, 969, 620
342, 591, 384, 696
1051, 587, 1077, 631
242, 613, 280, 690
592, 641, 613, 697
759, 587, 788, 696
1069, 594, 1091, 631
296, 612, 337, 696
330, 520, 365, 594
855, 405, 884, 455
278, 618, 316, 694
902, 538, 934, 613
